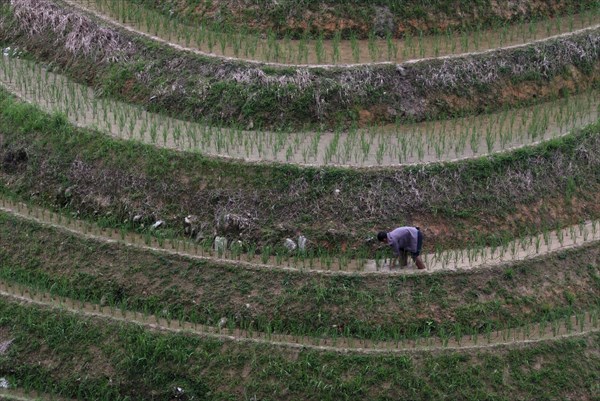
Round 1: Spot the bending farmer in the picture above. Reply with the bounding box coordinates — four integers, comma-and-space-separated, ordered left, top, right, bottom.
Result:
377, 227, 426, 270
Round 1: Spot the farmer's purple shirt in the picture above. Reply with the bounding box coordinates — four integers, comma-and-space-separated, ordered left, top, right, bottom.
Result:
387, 227, 419, 255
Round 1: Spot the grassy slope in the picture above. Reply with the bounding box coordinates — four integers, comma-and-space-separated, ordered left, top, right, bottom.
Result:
1, 2, 599, 129
1, 89, 600, 250
1, 211, 599, 341
0, 299, 599, 400
135, 0, 598, 38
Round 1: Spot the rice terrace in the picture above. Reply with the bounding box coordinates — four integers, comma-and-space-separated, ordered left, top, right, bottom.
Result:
0, 0, 599, 399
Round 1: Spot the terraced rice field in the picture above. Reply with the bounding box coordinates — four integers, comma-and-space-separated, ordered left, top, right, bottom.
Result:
2, 56, 599, 166
65, 0, 600, 66
0, 0, 599, 400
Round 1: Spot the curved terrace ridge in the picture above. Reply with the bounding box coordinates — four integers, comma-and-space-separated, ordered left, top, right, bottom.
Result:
5, 0, 600, 130
126, 0, 599, 42
0, 282, 597, 354
2, 199, 599, 276
59, 0, 600, 68
1, 56, 598, 167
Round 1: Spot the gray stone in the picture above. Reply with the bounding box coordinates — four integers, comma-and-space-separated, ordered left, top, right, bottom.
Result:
151, 220, 164, 230
298, 235, 307, 251
184, 214, 199, 236
217, 213, 251, 235
284, 238, 297, 251
214, 236, 228, 253
396, 65, 407, 76
218, 317, 228, 329
0, 339, 13, 355
2, 47, 22, 58
0, 377, 8, 389
64, 186, 75, 198
132, 214, 143, 223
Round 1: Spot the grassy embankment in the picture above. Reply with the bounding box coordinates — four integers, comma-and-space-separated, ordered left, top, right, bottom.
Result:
1, 210, 599, 342
1, 1, 599, 129
1, 87, 600, 253
0, 298, 599, 400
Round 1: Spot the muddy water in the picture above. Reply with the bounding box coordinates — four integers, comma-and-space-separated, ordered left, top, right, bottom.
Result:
2, 197, 600, 276
1, 56, 598, 167
0, 281, 598, 354
66, 0, 600, 66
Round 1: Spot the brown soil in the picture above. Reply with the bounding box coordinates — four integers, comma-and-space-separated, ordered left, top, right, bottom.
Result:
498, 65, 593, 101
433, 63, 600, 117
166, 0, 590, 39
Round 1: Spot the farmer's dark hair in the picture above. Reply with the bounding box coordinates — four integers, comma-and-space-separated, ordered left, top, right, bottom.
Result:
377, 231, 387, 242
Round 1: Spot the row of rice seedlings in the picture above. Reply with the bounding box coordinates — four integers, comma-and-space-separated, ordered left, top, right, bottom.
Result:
425, 220, 600, 271
4, 196, 600, 275
0, 274, 598, 349
2, 278, 598, 351
3, 197, 364, 272
2, 55, 598, 168
77, 0, 600, 65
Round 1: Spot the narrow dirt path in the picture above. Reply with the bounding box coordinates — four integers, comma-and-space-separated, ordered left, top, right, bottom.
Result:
1, 56, 597, 167
0, 389, 72, 401
1, 281, 598, 354
62, 0, 600, 67
2, 198, 599, 276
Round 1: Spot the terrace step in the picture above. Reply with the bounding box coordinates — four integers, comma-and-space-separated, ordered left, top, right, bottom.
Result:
60, 0, 600, 66
2, 198, 599, 276
1, 56, 598, 167
1, 281, 597, 354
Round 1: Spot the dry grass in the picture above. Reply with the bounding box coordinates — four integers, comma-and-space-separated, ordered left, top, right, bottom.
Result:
419, 31, 600, 90
4, 0, 599, 127
10, 0, 135, 61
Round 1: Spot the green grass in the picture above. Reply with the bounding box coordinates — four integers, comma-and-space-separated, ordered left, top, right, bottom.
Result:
128, 0, 600, 39
1, 86, 600, 253
0, 211, 598, 342
1, 3, 599, 130
0, 298, 599, 400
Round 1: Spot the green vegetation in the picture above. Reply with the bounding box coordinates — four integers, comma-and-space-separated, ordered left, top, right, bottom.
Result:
73, 0, 600, 64
1, 1, 599, 129
1, 86, 600, 251
0, 212, 598, 341
129, 0, 600, 39
0, 299, 599, 400
2, 0, 600, 399
3, 55, 599, 166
